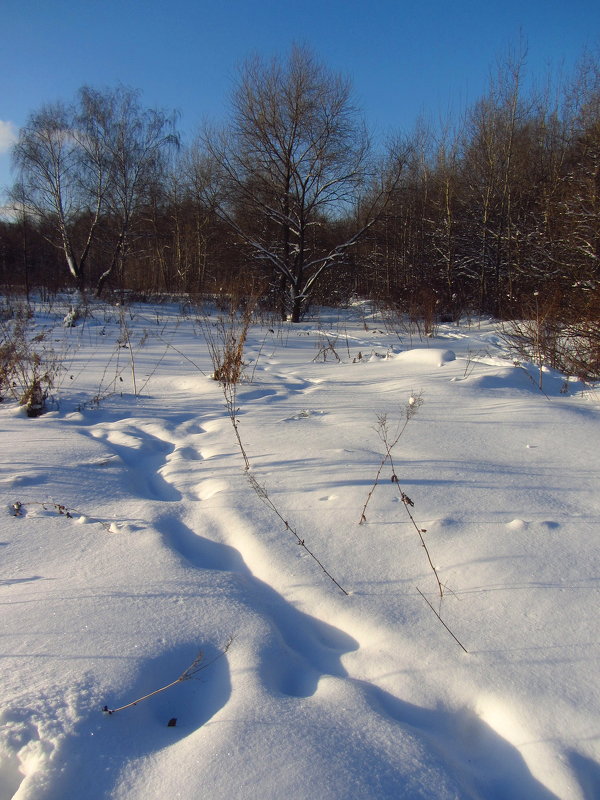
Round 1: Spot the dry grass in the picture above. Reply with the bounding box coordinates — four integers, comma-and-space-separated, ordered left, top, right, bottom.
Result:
0, 312, 61, 416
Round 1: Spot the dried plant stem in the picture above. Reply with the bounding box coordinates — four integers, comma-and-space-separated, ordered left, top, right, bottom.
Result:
359, 415, 410, 524
158, 338, 206, 374
249, 329, 272, 383
127, 336, 137, 396
102, 637, 233, 715
387, 449, 444, 599
10, 500, 113, 531
204, 302, 346, 595
224, 382, 250, 471
360, 396, 444, 599
119, 309, 138, 396
416, 587, 468, 653
247, 474, 349, 596
104, 676, 189, 715
137, 343, 170, 395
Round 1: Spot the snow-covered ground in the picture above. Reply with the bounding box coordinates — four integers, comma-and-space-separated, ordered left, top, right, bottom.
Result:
1, 298, 599, 800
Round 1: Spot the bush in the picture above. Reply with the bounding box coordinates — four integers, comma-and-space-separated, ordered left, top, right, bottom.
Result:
0, 311, 60, 416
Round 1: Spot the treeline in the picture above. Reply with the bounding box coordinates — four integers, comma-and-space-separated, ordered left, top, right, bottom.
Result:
1, 45, 599, 326
358, 52, 600, 326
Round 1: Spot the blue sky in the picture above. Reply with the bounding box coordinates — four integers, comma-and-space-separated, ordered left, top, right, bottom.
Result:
1, 0, 599, 200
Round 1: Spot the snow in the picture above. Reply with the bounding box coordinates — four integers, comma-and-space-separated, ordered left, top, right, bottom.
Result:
1, 299, 599, 799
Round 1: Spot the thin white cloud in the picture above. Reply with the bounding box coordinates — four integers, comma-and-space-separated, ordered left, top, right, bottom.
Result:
0, 120, 18, 153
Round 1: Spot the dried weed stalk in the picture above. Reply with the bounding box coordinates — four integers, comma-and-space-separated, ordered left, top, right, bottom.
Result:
359, 396, 469, 651
202, 300, 347, 594
247, 473, 349, 595
9, 499, 113, 531
102, 637, 233, 715
416, 587, 468, 653
502, 289, 600, 386
360, 394, 445, 599
0, 315, 61, 416
202, 301, 256, 470
313, 332, 341, 362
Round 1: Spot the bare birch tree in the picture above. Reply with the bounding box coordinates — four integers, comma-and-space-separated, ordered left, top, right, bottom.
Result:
12, 86, 178, 296
12, 100, 105, 294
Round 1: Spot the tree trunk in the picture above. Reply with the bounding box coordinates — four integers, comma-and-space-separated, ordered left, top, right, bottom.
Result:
290, 295, 303, 323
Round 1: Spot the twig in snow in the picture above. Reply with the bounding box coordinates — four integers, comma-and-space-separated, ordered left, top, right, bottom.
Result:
360, 395, 444, 598
102, 637, 233, 715
359, 394, 422, 523
9, 499, 113, 531
201, 300, 347, 595
416, 587, 468, 653
246, 473, 349, 596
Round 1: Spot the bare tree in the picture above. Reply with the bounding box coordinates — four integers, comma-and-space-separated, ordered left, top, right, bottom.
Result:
12, 100, 105, 294
203, 45, 398, 321
459, 43, 533, 315
558, 57, 600, 281
12, 86, 178, 297
85, 87, 179, 296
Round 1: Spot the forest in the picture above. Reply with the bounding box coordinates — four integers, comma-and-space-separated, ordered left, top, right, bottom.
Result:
1, 45, 599, 372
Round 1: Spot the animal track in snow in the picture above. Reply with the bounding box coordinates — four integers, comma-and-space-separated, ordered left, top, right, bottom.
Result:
237, 387, 277, 403
90, 422, 182, 502
81, 390, 563, 800
151, 510, 358, 700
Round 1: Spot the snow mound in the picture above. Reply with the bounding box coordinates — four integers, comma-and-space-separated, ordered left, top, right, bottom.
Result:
395, 347, 456, 367
465, 363, 586, 396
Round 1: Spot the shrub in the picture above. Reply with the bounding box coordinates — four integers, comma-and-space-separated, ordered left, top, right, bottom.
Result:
0, 314, 60, 416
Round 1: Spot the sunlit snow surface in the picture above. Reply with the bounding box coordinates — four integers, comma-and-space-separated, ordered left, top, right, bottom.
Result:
1, 299, 599, 800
